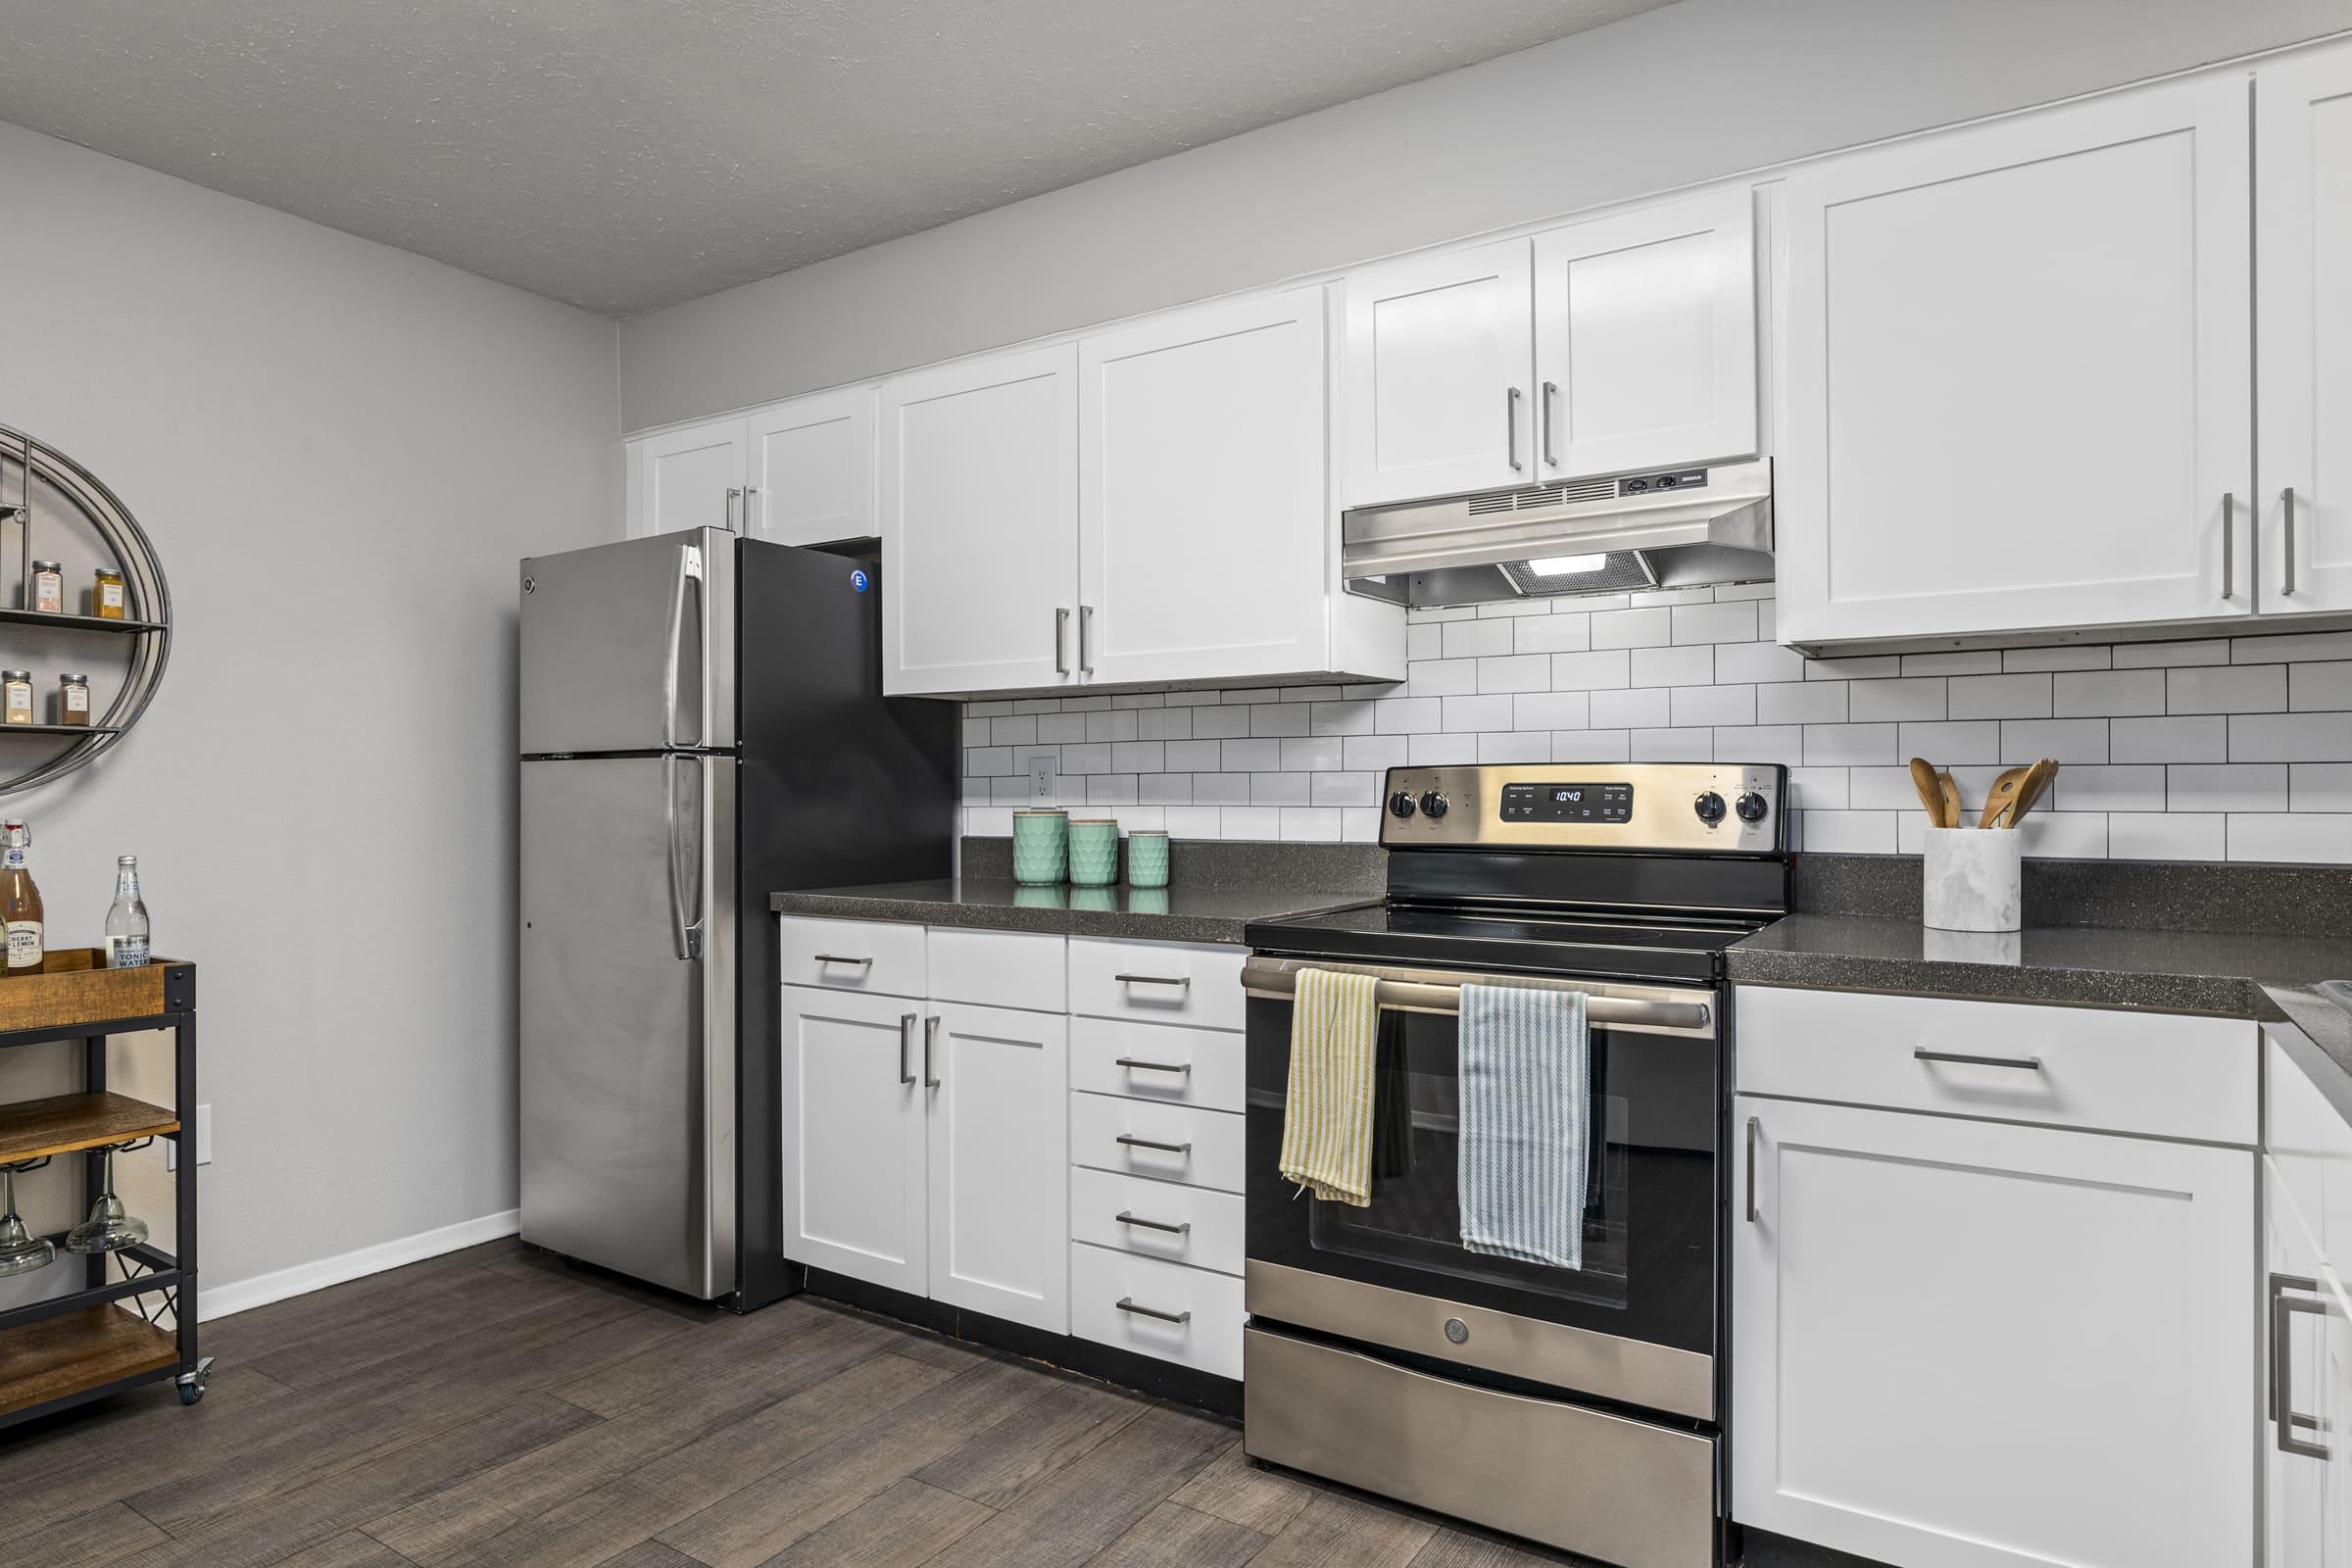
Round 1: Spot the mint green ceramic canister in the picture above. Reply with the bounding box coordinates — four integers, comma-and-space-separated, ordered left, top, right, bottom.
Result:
1126, 830, 1170, 889
1012, 808, 1068, 885
1067, 818, 1120, 887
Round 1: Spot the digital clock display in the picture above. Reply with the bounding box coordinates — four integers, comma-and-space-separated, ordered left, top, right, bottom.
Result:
1499, 781, 1634, 823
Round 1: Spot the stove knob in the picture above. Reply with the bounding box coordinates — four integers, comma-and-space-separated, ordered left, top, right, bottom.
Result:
1692, 791, 1728, 825
1735, 790, 1770, 823
1420, 791, 1450, 820
1388, 790, 1418, 819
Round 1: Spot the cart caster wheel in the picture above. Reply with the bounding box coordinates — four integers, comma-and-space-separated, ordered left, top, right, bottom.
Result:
175, 1356, 213, 1406
177, 1380, 203, 1405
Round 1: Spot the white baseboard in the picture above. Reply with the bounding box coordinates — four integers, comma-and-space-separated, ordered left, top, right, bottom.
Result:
198, 1207, 520, 1322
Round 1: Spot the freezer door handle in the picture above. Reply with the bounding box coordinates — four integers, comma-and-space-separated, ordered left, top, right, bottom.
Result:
662, 543, 707, 751
667, 754, 706, 960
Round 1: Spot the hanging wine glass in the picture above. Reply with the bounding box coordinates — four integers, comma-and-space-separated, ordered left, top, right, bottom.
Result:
0, 1158, 54, 1276
64, 1144, 147, 1255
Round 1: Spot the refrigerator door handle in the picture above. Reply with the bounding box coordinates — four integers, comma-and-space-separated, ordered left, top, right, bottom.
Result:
662, 543, 707, 751
667, 754, 706, 960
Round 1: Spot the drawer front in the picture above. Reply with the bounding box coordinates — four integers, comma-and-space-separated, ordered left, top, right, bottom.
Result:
778, 915, 927, 998
927, 928, 1066, 1012
1069, 1016, 1245, 1113
1735, 985, 2258, 1145
1067, 937, 1247, 1031
1070, 1241, 1244, 1379
1069, 1091, 1246, 1194
1069, 1166, 1245, 1277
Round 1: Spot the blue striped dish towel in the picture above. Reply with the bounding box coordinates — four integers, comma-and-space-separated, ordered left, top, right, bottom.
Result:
1458, 982, 1589, 1269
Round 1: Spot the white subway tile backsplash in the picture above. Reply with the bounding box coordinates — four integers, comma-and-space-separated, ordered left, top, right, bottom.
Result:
956, 587, 2352, 860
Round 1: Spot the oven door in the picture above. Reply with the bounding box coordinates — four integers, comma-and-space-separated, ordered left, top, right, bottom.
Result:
1242, 954, 1719, 1422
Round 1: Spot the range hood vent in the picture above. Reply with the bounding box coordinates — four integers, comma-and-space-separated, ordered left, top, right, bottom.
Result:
1345, 458, 1774, 610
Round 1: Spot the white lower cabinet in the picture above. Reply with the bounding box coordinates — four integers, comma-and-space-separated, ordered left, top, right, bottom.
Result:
1070, 1239, 1246, 1379
779, 985, 929, 1297
2268, 1160, 2334, 1568
925, 1001, 1069, 1332
1732, 1093, 2255, 1568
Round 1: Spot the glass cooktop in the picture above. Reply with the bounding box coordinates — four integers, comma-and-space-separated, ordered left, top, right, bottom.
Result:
1245, 900, 1769, 985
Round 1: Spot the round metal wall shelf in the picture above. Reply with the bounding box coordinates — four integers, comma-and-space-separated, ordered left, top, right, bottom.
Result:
0, 426, 172, 795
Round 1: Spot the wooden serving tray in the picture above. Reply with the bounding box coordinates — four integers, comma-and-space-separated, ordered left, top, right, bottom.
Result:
0, 951, 182, 1035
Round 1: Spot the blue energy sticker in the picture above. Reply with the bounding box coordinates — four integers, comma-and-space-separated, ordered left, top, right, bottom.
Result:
850, 568, 871, 594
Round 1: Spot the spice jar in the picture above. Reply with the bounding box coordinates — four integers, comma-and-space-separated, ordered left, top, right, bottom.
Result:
92, 567, 124, 620
29, 562, 61, 616
2, 673, 32, 726
54, 674, 89, 728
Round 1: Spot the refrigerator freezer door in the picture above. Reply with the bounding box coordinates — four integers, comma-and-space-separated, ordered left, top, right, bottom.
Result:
520, 754, 737, 1298
519, 528, 739, 756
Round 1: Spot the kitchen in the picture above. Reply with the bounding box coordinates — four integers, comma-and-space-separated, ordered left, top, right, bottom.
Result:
1, 2, 2348, 1566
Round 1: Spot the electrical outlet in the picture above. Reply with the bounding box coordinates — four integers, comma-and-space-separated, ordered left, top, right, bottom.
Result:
166, 1103, 211, 1171
1026, 752, 1057, 804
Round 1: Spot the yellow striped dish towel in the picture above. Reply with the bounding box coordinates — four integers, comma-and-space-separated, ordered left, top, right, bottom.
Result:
1279, 967, 1381, 1206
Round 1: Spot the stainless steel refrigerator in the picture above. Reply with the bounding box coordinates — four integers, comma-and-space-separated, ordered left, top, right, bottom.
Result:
517, 526, 956, 1306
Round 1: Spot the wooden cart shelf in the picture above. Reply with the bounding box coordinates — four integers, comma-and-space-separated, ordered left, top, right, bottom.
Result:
0, 952, 181, 1042
0, 1307, 178, 1420
0, 1091, 176, 1165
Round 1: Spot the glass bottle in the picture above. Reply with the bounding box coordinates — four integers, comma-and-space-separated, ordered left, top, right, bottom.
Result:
29, 561, 61, 615
0, 821, 43, 975
1, 671, 30, 726
105, 857, 149, 969
55, 672, 89, 727
92, 566, 124, 620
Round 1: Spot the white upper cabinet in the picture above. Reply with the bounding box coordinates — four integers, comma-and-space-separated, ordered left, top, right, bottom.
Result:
746, 386, 875, 548
1343, 239, 1537, 506
880, 343, 1081, 696
1775, 74, 2255, 647
629, 417, 749, 537
1531, 188, 1758, 480
1079, 288, 1331, 687
2259, 41, 2352, 615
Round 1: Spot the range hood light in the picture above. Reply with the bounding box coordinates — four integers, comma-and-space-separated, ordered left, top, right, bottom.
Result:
1524, 553, 1610, 577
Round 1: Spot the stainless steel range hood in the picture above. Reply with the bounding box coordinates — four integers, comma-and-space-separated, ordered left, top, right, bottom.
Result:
1344, 458, 1773, 609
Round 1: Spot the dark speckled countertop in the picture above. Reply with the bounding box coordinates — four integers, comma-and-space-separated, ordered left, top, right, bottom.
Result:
771, 878, 1373, 947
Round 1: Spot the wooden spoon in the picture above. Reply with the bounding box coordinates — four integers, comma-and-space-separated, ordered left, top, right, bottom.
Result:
1908, 758, 1946, 826
2004, 759, 2059, 827
1977, 765, 2030, 830
1937, 771, 1963, 831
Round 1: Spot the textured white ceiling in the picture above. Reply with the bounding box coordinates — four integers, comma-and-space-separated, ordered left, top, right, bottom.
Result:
0, 0, 1676, 317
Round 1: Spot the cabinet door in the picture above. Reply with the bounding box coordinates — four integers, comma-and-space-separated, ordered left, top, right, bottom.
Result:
1079, 288, 1329, 687
2258, 42, 2352, 613
747, 386, 875, 547
632, 418, 749, 538
1776, 74, 2253, 646
1532, 188, 1758, 479
1733, 1096, 2254, 1568
779, 985, 927, 1296
1341, 239, 1535, 507
924, 1000, 1069, 1333
881, 344, 1078, 695
2269, 1160, 2330, 1568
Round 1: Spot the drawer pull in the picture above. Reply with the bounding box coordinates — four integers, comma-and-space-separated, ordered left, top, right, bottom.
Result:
1116, 1134, 1192, 1155
1914, 1049, 2042, 1072
1114, 973, 1191, 989
1116, 1296, 1192, 1326
1114, 1210, 1191, 1236
1114, 1056, 1191, 1075
811, 954, 873, 967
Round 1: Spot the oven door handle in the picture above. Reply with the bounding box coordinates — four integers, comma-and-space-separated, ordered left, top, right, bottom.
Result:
1240, 956, 1712, 1032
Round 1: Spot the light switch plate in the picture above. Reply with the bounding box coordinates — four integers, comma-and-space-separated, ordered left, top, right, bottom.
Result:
1026, 752, 1057, 804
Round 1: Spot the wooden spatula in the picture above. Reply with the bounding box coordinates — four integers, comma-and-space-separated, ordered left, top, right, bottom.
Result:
1937, 772, 1963, 831
2004, 759, 2059, 827
1908, 758, 1946, 826
1978, 766, 2030, 830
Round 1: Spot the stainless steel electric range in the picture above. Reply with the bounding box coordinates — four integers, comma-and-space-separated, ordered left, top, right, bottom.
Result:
1240, 761, 1790, 1568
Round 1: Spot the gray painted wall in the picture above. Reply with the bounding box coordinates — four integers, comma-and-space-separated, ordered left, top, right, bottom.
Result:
0, 122, 618, 1311
617, 0, 2352, 432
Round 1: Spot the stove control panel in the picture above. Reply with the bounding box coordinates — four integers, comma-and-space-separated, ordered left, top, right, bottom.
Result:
1380, 762, 1787, 854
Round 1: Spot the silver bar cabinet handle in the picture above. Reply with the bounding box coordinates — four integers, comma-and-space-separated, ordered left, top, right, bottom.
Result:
1114, 973, 1190, 989
2285, 486, 2299, 597
923, 1015, 942, 1089
1114, 1210, 1191, 1236
1541, 381, 1558, 467
812, 954, 872, 968
2224, 491, 2236, 601
1115, 1056, 1191, 1075
1914, 1049, 2043, 1072
744, 485, 760, 534
1115, 1297, 1191, 1325
1055, 608, 1070, 675
1117, 1133, 1191, 1155
1505, 386, 1524, 471
898, 1012, 917, 1087
1744, 1116, 1759, 1224
724, 486, 743, 532
1079, 605, 1095, 675
2274, 1272, 2332, 1459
